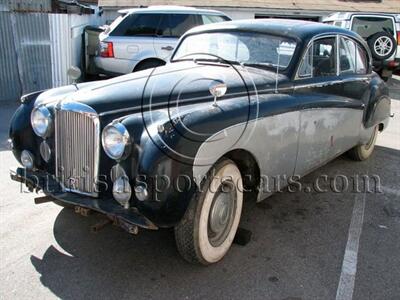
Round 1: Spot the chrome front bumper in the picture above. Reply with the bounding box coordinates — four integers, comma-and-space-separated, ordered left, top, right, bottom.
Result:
10, 167, 158, 231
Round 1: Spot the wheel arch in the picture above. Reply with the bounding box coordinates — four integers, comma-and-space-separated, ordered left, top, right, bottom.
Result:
195, 148, 261, 203
364, 75, 391, 129
364, 94, 391, 129
133, 57, 166, 72
223, 149, 261, 202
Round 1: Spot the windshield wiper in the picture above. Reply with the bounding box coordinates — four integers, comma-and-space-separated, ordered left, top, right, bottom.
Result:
193, 57, 241, 66
173, 55, 241, 65
242, 62, 277, 69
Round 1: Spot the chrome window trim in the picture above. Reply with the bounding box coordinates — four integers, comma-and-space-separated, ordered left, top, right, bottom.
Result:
336, 34, 340, 76
295, 32, 371, 81
297, 43, 313, 79
295, 33, 339, 80
338, 36, 363, 75
355, 44, 369, 75
338, 35, 370, 76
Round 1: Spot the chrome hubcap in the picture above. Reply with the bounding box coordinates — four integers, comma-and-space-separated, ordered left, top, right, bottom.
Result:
363, 126, 377, 151
374, 37, 393, 57
208, 181, 236, 247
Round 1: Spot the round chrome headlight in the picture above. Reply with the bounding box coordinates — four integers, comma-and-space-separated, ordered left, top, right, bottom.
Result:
102, 123, 131, 160
31, 106, 52, 137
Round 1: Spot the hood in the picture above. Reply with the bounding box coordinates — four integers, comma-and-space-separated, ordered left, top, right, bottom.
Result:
35, 61, 290, 118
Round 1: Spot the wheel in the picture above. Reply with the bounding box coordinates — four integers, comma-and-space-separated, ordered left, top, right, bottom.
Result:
367, 32, 396, 61
175, 159, 243, 265
134, 59, 165, 72
348, 126, 378, 161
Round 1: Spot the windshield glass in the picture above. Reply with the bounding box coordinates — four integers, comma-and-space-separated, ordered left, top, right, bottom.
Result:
173, 31, 297, 69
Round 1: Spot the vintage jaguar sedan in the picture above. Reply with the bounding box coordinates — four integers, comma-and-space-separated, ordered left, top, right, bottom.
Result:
10, 19, 391, 265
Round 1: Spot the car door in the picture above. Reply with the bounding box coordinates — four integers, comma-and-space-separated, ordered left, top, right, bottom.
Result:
338, 36, 371, 116
294, 35, 364, 176
154, 14, 201, 60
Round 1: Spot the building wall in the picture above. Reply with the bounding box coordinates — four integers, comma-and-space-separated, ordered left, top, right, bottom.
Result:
0, 0, 52, 13
0, 11, 103, 102
98, 1, 399, 24
100, 6, 331, 24
0, 11, 22, 102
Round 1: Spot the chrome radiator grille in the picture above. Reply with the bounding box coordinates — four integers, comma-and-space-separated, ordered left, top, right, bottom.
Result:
55, 103, 100, 197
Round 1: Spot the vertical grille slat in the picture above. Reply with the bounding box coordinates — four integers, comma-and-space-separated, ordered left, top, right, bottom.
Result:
55, 107, 99, 197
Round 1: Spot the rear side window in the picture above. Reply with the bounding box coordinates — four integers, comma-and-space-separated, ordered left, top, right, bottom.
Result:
201, 14, 230, 24
110, 13, 229, 38
351, 16, 395, 39
110, 13, 162, 36
157, 14, 200, 38
156, 15, 172, 36
339, 37, 368, 75
355, 45, 368, 74
170, 14, 200, 37
339, 37, 357, 74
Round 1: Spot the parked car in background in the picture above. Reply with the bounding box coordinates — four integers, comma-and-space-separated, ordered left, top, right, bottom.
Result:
323, 12, 400, 81
10, 20, 391, 264
94, 6, 230, 76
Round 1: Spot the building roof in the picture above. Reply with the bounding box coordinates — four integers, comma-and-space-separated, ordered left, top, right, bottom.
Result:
117, 5, 228, 15
98, 0, 400, 13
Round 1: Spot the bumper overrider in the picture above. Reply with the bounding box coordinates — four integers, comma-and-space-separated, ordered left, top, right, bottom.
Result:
10, 167, 158, 233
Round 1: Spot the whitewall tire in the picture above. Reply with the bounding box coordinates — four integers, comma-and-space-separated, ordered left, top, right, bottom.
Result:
175, 159, 243, 265
348, 125, 379, 161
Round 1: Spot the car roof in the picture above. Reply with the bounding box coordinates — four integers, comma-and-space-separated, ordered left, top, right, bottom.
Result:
118, 6, 227, 16
185, 19, 360, 41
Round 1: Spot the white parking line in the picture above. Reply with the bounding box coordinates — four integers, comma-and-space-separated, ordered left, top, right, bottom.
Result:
335, 192, 366, 300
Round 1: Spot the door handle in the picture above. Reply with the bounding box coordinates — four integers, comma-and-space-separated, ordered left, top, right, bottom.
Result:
161, 46, 174, 51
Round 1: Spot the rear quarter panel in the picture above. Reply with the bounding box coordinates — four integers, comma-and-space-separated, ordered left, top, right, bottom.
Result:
364, 73, 391, 130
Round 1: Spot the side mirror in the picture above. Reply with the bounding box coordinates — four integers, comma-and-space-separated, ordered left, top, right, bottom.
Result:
209, 83, 227, 98
209, 82, 227, 107
67, 66, 82, 82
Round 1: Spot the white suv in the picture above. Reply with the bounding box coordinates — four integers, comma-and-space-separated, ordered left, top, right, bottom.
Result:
323, 12, 400, 80
95, 6, 230, 76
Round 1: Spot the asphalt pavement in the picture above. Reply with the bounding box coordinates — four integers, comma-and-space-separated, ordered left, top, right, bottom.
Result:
0, 78, 399, 300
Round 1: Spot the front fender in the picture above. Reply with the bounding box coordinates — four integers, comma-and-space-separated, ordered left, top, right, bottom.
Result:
117, 93, 271, 227
9, 98, 40, 166
116, 110, 197, 227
